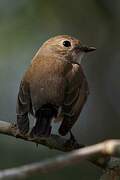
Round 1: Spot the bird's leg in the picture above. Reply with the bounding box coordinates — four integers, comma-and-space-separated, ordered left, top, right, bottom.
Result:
64, 130, 84, 149
69, 130, 76, 143
67, 130, 78, 146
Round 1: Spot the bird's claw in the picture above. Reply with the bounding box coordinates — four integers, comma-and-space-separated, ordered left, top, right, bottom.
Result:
64, 131, 84, 149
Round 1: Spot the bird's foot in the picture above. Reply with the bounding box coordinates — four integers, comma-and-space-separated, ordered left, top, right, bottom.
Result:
10, 123, 29, 138
64, 131, 84, 150
14, 129, 29, 139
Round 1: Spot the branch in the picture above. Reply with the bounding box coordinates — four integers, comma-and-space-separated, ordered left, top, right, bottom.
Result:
0, 120, 110, 168
0, 120, 81, 151
0, 120, 120, 179
0, 140, 120, 179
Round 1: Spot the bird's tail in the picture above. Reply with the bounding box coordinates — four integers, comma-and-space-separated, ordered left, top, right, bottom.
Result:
31, 104, 58, 137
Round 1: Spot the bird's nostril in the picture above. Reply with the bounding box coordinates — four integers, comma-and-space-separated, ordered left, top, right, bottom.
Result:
74, 46, 81, 54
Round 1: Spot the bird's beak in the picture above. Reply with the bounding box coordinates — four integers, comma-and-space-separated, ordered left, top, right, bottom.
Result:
79, 46, 96, 53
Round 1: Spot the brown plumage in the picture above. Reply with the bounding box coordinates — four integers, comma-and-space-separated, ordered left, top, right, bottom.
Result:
16, 35, 96, 137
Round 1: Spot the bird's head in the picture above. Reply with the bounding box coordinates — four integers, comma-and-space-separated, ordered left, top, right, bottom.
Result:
37, 35, 96, 64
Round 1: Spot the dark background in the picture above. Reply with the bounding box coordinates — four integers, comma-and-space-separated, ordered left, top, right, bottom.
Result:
0, 0, 120, 179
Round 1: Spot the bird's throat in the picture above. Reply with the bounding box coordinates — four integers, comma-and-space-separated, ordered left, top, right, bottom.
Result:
77, 52, 85, 64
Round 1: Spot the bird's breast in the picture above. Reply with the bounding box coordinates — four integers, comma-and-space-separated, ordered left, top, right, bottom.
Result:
28, 58, 70, 111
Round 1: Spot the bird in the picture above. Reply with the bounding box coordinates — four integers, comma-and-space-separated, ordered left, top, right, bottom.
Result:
16, 35, 96, 138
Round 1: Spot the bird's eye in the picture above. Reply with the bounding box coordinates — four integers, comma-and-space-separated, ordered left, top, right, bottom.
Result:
63, 40, 71, 47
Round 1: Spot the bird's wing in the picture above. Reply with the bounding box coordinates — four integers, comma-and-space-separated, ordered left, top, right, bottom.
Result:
16, 78, 31, 134
59, 64, 89, 136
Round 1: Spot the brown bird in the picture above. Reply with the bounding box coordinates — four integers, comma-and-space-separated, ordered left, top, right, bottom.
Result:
16, 35, 96, 138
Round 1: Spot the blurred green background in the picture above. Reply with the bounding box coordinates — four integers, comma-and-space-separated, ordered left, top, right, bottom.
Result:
0, 0, 120, 179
